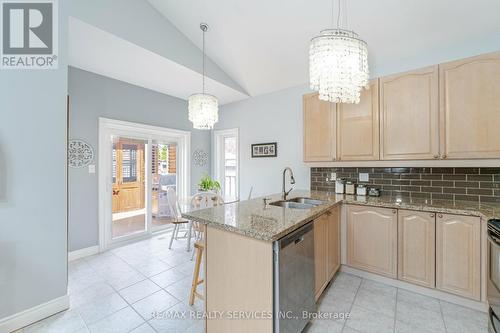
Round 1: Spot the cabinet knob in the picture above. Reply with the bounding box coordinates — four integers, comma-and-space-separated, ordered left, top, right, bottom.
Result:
392, 209, 397, 214
442, 154, 447, 159
430, 213, 435, 218
433, 155, 439, 159
332, 157, 336, 161
438, 213, 443, 218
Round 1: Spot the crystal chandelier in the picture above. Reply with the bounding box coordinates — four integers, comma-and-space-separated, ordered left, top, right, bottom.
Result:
309, 0, 369, 104
188, 23, 219, 130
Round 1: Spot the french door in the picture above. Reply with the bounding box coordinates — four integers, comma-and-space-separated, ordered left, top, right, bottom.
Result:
99, 118, 190, 250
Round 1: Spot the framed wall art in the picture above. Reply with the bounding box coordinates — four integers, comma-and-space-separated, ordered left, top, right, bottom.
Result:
251, 142, 277, 158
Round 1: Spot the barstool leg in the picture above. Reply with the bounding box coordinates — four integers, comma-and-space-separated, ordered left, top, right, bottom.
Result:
189, 245, 203, 305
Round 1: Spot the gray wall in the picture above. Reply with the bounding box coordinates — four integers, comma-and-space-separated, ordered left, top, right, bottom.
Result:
0, 2, 68, 320
215, 85, 311, 199
68, 67, 211, 251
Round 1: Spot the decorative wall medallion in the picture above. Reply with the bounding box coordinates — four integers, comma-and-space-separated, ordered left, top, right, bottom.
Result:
68, 140, 94, 168
193, 149, 208, 167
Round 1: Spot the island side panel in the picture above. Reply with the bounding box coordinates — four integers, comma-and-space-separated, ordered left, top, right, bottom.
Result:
206, 225, 274, 333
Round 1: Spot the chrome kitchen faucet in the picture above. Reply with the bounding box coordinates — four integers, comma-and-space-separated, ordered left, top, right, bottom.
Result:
282, 167, 296, 200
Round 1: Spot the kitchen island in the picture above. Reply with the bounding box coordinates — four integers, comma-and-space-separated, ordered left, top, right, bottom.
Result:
183, 190, 500, 333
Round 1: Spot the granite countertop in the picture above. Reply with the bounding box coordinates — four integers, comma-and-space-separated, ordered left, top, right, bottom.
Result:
182, 190, 500, 242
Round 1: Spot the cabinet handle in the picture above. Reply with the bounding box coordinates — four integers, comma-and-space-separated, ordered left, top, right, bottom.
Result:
430, 213, 435, 218
433, 155, 439, 159
438, 213, 443, 218
392, 209, 397, 214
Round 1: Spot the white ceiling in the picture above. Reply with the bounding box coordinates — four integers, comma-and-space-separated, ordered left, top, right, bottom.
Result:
148, 0, 500, 97
68, 17, 248, 105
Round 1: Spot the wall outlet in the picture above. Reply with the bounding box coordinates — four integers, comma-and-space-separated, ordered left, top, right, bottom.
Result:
359, 172, 369, 182
88, 164, 96, 174
330, 172, 337, 181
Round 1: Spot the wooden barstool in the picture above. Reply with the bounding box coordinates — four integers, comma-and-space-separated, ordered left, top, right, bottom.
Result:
188, 192, 224, 305
189, 240, 205, 305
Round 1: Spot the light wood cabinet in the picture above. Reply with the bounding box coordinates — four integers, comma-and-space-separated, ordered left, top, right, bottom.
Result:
326, 206, 341, 281
347, 205, 398, 278
436, 213, 481, 300
314, 213, 328, 299
398, 210, 436, 288
380, 66, 439, 160
303, 93, 336, 161
314, 206, 340, 300
206, 226, 273, 333
337, 80, 380, 161
439, 51, 500, 159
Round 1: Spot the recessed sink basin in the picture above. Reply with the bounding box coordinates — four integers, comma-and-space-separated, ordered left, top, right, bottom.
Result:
269, 201, 314, 209
287, 197, 326, 206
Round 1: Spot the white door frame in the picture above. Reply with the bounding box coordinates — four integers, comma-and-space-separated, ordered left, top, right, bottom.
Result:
213, 128, 239, 201
98, 118, 191, 251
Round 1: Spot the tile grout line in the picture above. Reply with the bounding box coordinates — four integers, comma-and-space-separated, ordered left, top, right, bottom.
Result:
80, 240, 182, 332
438, 300, 449, 333
83, 252, 147, 332
341, 276, 363, 332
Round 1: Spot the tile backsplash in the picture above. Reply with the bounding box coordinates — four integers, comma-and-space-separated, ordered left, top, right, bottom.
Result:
311, 167, 500, 203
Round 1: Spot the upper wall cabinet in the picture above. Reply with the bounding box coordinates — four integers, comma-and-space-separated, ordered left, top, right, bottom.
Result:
303, 93, 336, 161
439, 51, 500, 159
337, 80, 380, 161
380, 66, 439, 160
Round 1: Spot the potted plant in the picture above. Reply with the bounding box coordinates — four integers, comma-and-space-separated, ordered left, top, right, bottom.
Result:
198, 174, 221, 193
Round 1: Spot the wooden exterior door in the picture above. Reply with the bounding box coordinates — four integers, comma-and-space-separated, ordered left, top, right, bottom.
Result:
112, 139, 146, 213
439, 51, 500, 159
398, 210, 436, 288
303, 93, 336, 162
380, 66, 439, 160
337, 79, 380, 161
436, 213, 481, 300
347, 205, 398, 278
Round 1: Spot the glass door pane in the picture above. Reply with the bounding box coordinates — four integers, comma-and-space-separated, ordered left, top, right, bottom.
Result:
223, 136, 237, 202
151, 141, 178, 231
111, 136, 147, 239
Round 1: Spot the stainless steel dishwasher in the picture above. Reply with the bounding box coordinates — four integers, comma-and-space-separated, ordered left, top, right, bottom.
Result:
274, 221, 315, 333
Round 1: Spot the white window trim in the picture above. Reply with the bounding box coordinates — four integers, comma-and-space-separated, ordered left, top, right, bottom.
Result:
98, 118, 191, 251
213, 128, 239, 201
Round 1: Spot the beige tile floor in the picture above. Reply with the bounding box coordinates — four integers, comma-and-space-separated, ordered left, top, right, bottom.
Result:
15, 233, 488, 333
306, 273, 488, 333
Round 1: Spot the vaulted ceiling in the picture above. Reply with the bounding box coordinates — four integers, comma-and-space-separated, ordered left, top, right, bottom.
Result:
148, 0, 500, 97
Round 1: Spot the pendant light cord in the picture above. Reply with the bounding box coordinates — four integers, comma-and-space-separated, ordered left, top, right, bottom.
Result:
332, 0, 341, 29
202, 28, 205, 94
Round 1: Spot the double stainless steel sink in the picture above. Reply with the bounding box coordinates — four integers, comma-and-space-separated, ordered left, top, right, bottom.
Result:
269, 197, 326, 209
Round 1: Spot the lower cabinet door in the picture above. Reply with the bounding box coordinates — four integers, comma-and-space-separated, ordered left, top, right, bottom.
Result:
347, 205, 398, 278
314, 214, 328, 299
326, 207, 340, 280
398, 210, 436, 288
436, 213, 481, 300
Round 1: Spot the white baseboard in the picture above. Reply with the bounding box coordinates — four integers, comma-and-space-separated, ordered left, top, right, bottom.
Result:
68, 245, 99, 262
340, 265, 488, 312
0, 295, 69, 333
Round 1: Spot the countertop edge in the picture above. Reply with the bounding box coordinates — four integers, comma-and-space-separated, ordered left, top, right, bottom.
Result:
182, 197, 493, 243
